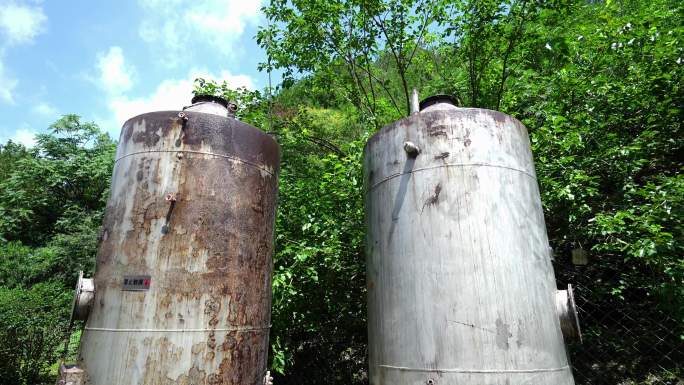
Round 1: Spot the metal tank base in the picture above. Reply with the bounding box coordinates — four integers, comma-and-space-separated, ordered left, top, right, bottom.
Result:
372, 368, 573, 385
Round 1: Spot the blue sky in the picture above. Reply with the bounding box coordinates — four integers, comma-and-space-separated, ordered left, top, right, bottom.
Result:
0, 0, 276, 145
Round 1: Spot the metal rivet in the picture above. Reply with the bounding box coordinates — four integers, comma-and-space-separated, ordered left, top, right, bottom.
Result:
427, 379, 435, 385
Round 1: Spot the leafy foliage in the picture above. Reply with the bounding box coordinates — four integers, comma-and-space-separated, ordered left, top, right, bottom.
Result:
255, 0, 683, 382
0, 282, 71, 385
1, 0, 682, 384
269, 118, 368, 382
0, 117, 114, 385
508, 0, 684, 308
259, 0, 445, 120
0, 115, 115, 246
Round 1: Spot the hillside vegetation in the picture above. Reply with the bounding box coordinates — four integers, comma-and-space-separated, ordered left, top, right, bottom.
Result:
0, 0, 681, 384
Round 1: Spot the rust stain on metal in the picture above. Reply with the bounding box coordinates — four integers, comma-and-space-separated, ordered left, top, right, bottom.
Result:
133, 130, 161, 147
495, 318, 513, 350
426, 122, 448, 138
489, 109, 511, 126
421, 183, 442, 212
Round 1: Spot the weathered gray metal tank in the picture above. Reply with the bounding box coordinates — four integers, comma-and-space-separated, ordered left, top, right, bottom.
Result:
75, 95, 279, 384
364, 96, 580, 385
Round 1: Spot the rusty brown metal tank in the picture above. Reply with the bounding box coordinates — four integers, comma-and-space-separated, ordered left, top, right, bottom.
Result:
77, 96, 279, 384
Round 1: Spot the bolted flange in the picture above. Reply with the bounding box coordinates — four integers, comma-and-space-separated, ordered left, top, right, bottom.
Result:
70, 271, 95, 321
555, 284, 582, 343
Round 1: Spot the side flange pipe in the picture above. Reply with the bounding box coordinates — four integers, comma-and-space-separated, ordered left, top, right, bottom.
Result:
70, 271, 95, 321
555, 284, 582, 343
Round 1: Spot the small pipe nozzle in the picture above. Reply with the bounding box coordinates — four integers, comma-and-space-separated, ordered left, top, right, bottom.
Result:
410, 89, 420, 114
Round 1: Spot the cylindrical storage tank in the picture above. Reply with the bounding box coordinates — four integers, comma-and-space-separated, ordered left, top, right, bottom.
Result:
78, 96, 279, 384
364, 96, 576, 385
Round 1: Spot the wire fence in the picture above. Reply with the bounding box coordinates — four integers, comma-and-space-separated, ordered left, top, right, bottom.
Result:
273, 265, 684, 385
566, 280, 684, 385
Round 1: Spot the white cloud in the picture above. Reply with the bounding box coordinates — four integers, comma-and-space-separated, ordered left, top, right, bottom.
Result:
0, 2, 47, 46
138, 0, 262, 65
9, 126, 37, 147
0, 59, 17, 104
0, 2, 47, 104
32, 101, 57, 116
106, 69, 254, 128
97, 46, 135, 95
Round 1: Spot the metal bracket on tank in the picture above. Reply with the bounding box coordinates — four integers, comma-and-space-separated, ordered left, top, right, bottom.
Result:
177, 112, 189, 129
176, 112, 189, 147
227, 101, 238, 117
556, 284, 582, 343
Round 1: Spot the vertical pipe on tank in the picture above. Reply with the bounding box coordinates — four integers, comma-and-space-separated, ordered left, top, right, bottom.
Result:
364, 97, 578, 385
410, 89, 420, 115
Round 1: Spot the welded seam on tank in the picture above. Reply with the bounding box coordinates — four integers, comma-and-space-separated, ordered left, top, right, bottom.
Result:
377, 364, 571, 373
85, 325, 271, 332
368, 162, 535, 191
115, 150, 275, 176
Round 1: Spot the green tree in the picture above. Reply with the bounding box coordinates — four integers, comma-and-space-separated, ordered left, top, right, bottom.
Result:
505, 0, 683, 307
0, 116, 116, 385
0, 141, 34, 184
0, 115, 115, 247
1, 0, 681, 382
259, 0, 444, 120
500, 0, 683, 381
203, 0, 683, 381
0, 282, 71, 385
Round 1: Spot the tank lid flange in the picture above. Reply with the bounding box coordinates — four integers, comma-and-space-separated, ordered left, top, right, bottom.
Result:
191, 94, 229, 108
419, 94, 458, 111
